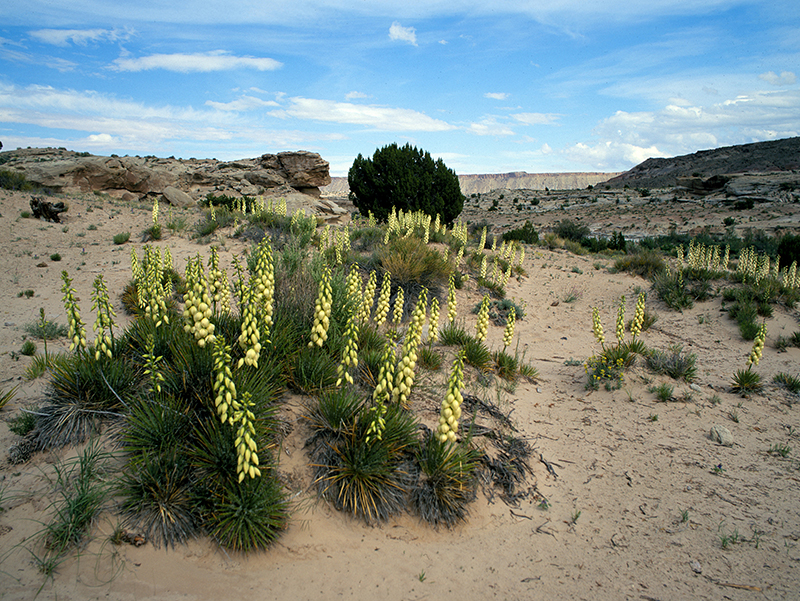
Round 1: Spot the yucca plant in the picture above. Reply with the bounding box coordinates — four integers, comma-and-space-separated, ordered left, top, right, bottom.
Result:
118, 395, 193, 465
411, 432, 481, 528
438, 321, 471, 346
36, 354, 139, 449
290, 347, 338, 394
492, 349, 519, 380
204, 473, 289, 552
645, 345, 697, 382
461, 337, 492, 372
732, 367, 762, 394
117, 452, 197, 549
774, 372, 800, 394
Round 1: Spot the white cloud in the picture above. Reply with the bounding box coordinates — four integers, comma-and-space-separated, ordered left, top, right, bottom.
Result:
511, 112, 560, 125
29, 28, 132, 46
111, 51, 282, 73
205, 96, 280, 111
271, 97, 454, 131
484, 92, 509, 100
86, 133, 116, 144
563, 141, 667, 170
389, 22, 417, 46
466, 118, 515, 136
345, 91, 369, 100
759, 71, 797, 86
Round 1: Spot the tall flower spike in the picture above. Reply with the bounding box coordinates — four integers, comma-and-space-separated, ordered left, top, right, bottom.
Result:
480, 254, 488, 279
591, 307, 605, 347
61, 271, 87, 352
437, 350, 465, 443
631, 292, 646, 340
392, 286, 405, 325
374, 271, 392, 327
392, 289, 427, 407
747, 323, 767, 366
309, 264, 332, 347
428, 297, 440, 343
372, 333, 397, 406
234, 392, 261, 481
616, 295, 626, 344
502, 307, 516, 349
143, 333, 165, 395
361, 270, 377, 323
475, 295, 490, 342
336, 307, 360, 387
91, 274, 117, 360
213, 336, 237, 423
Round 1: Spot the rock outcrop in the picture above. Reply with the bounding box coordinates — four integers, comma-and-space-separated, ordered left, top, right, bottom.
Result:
0, 147, 332, 207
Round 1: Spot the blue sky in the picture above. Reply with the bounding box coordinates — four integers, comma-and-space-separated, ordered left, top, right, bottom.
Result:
1, 1, 798, 176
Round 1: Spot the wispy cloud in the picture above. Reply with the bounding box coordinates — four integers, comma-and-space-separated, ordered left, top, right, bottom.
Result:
345, 91, 369, 100
466, 117, 515, 136
29, 28, 132, 46
511, 112, 560, 125
272, 97, 454, 131
484, 92, 509, 100
759, 71, 797, 86
205, 96, 280, 111
389, 22, 418, 46
111, 51, 282, 73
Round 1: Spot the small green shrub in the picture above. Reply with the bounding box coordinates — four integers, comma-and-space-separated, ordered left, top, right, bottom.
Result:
113, 232, 130, 245
648, 382, 675, 402
8, 408, 37, 436
502, 220, 538, 245
613, 250, 665, 279
20, 339, 37, 356
49, 253, 62, 262
646, 346, 697, 382
774, 372, 800, 394
0, 169, 34, 191
553, 219, 590, 243
439, 321, 471, 346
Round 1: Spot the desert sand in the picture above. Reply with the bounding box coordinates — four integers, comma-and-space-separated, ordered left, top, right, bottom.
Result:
1, 187, 799, 601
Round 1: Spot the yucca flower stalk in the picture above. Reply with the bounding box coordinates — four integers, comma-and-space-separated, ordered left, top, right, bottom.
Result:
616, 295, 626, 344
722, 245, 730, 271
479, 226, 487, 251
233, 392, 261, 481
163, 247, 173, 272
446, 273, 457, 323
61, 271, 87, 352
252, 238, 275, 342
320, 224, 330, 250
502, 307, 516, 350
183, 255, 215, 348
361, 270, 377, 323
207, 246, 232, 315
237, 280, 261, 368
492, 256, 500, 282
374, 271, 392, 327
433, 213, 441, 236
518, 245, 526, 267
346, 263, 361, 302
143, 332, 165, 394
392, 286, 405, 325
480, 254, 487, 279
437, 350, 465, 443
591, 307, 605, 347
368, 211, 376, 227
748, 323, 767, 366
309, 264, 333, 347
502, 264, 512, 287
428, 297, 440, 343
213, 336, 237, 423
130, 248, 144, 285
152, 196, 159, 226
90, 274, 117, 359
392, 289, 427, 407
372, 333, 397, 406
142, 246, 170, 328
475, 295, 490, 342
630, 292, 646, 340
336, 308, 360, 387
491, 235, 497, 252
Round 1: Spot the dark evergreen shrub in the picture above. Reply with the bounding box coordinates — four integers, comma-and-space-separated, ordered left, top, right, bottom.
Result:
348, 143, 464, 223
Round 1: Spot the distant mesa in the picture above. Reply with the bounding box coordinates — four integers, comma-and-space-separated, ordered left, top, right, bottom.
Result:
605, 136, 800, 190
323, 171, 621, 196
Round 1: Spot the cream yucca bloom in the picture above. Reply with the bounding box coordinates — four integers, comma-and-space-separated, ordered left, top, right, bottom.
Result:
234, 392, 261, 481
336, 308, 360, 387
309, 264, 333, 347
142, 333, 165, 394
90, 274, 116, 359
392, 286, 405, 325
475, 295, 490, 342
480, 254, 487, 279
61, 271, 87, 352
437, 351, 465, 443
616, 295, 626, 344
591, 307, 605, 346
374, 271, 392, 327
747, 323, 767, 366
630, 292, 646, 339
428, 297, 440, 343
502, 307, 516, 349
392, 289, 427, 408
361, 270, 378, 323
447, 272, 457, 323
213, 336, 237, 423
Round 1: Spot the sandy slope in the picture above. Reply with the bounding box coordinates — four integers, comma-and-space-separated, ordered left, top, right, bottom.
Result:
1, 189, 799, 600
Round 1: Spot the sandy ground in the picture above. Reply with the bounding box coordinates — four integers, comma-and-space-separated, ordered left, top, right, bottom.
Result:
1, 188, 799, 600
